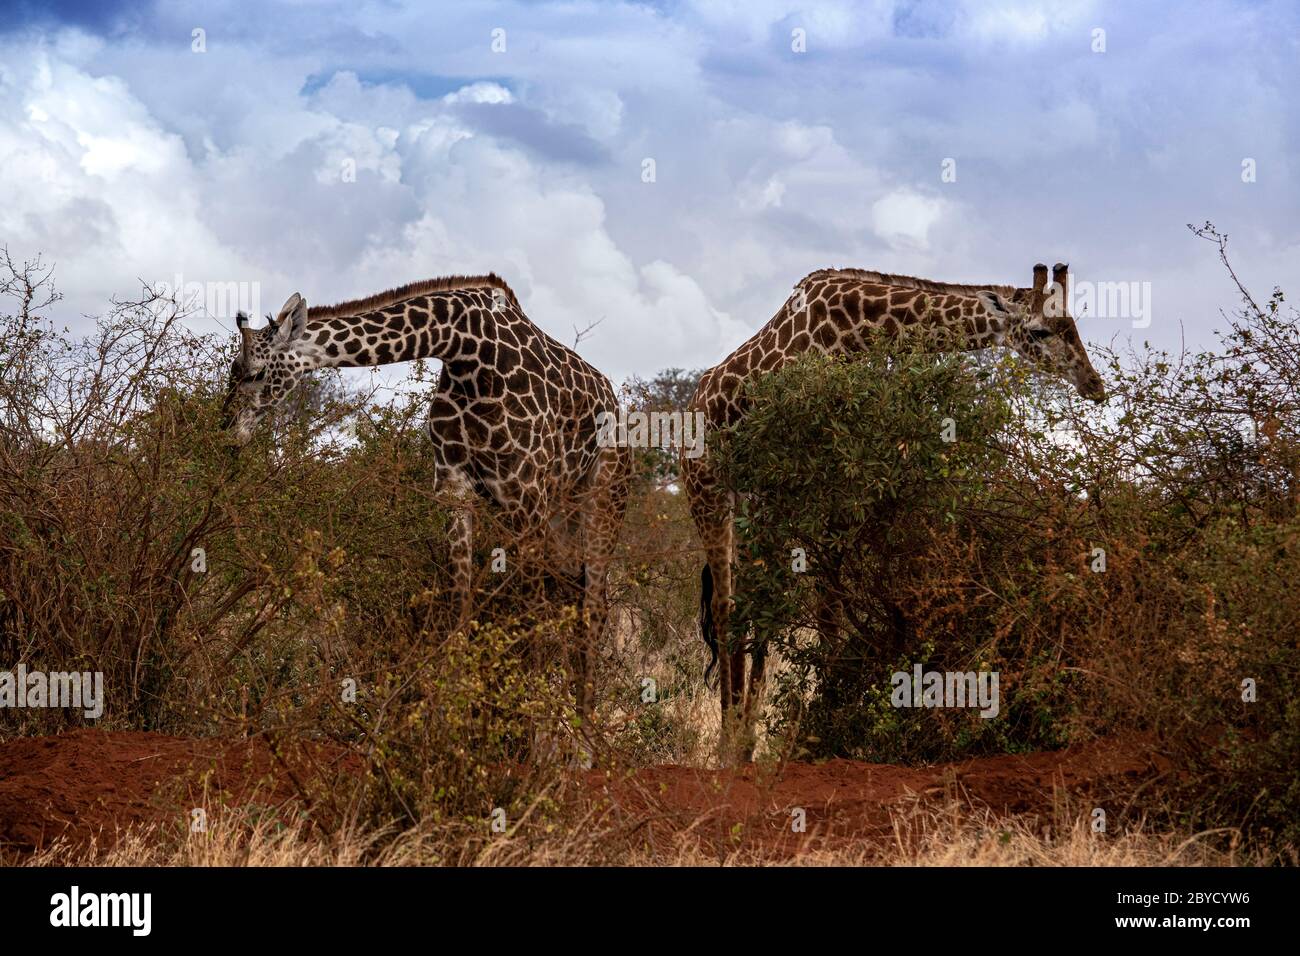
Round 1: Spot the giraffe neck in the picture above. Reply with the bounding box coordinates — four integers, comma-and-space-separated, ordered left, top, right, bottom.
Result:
791, 279, 1021, 358
301, 289, 485, 371
951, 294, 1014, 349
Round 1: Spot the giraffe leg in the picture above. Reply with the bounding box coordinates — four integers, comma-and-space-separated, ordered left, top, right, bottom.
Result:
711, 541, 748, 764
690, 478, 744, 763
450, 509, 472, 625
439, 469, 477, 629
575, 447, 630, 750
569, 501, 597, 728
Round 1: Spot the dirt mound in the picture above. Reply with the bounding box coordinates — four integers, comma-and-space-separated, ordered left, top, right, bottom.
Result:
0, 729, 1169, 859
0, 729, 359, 855
589, 737, 1170, 855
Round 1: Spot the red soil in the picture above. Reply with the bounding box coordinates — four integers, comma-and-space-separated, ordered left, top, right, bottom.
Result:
0, 729, 1169, 858
589, 737, 1171, 855
0, 729, 359, 856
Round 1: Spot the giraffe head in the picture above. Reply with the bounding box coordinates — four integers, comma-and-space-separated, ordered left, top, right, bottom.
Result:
220, 292, 314, 446
992, 263, 1105, 402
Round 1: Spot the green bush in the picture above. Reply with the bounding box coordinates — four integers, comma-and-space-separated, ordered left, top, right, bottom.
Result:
713, 227, 1300, 853
715, 343, 1054, 761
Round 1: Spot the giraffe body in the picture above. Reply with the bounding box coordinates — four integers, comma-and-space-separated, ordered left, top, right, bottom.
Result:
683, 263, 1105, 761
223, 275, 631, 718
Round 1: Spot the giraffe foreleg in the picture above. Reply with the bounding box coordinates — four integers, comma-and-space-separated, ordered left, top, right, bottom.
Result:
702, 516, 744, 762
575, 447, 630, 725
439, 469, 477, 629
686, 456, 750, 763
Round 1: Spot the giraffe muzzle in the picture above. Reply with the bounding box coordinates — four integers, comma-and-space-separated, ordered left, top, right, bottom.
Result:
1079, 376, 1106, 403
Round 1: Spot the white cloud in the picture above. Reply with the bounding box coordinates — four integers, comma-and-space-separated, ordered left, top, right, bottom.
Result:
959, 0, 1097, 43
683, 0, 894, 47
872, 190, 946, 250
0, 44, 266, 322
441, 82, 514, 105
0, 0, 1297, 387
0, 40, 737, 381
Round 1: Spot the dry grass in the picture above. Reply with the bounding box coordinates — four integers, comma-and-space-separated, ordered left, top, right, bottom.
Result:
21, 801, 1262, 868
875, 800, 1253, 867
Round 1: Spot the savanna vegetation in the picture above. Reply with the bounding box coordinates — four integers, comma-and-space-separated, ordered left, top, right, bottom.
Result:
719, 224, 1299, 853
0, 223, 1295, 863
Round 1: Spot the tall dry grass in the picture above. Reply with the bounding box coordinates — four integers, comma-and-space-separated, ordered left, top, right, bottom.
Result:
21, 802, 1261, 867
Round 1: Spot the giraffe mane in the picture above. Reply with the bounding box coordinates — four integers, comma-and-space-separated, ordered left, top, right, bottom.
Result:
803, 268, 1018, 298
307, 273, 521, 320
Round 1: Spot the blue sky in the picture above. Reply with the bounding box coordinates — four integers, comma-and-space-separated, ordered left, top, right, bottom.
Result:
1, 0, 1296, 383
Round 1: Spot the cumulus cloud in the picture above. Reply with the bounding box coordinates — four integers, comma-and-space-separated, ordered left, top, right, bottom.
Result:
872, 190, 946, 250
0, 36, 737, 382
442, 82, 514, 105
0, 40, 266, 321
0, 0, 1296, 388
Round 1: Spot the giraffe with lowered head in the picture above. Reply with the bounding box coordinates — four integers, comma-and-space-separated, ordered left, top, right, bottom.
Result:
221, 275, 631, 717
682, 263, 1106, 760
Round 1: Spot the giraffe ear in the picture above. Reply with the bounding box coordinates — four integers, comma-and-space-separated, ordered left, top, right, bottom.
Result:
976, 290, 1014, 320
273, 293, 309, 345
983, 288, 1048, 332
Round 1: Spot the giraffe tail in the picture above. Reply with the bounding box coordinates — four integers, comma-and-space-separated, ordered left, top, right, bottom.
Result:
700, 563, 718, 687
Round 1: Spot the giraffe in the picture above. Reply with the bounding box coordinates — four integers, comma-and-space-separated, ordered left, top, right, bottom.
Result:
682, 262, 1106, 761
220, 274, 632, 719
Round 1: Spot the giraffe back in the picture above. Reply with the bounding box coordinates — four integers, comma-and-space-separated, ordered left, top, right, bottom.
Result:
427, 288, 620, 522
